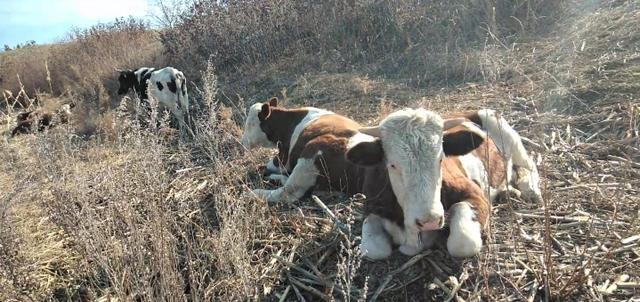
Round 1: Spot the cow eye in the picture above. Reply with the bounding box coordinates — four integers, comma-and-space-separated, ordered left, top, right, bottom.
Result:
389, 164, 397, 169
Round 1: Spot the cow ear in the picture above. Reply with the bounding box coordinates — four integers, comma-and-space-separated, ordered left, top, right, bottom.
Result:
258, 103, 271, 121
443, 129, 485, 156
346, 139, 384, 166
268, 97, 278, 107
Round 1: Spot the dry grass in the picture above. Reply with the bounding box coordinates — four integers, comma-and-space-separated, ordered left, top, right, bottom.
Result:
0, 18, 162, 113
1, 0, 640, 301
162, 0, 567, 84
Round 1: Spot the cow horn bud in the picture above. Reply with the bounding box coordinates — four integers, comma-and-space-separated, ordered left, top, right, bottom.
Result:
359, 126, 382, 137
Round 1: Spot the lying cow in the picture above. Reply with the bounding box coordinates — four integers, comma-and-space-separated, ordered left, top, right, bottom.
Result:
11, 103, 73, 137
116, 67, 189, 131
346, 108, 541, 259
241, 97, 365, 200
241, 100, 540, 258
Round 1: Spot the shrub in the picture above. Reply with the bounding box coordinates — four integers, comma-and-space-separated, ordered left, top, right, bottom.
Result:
162, 0, 567, 85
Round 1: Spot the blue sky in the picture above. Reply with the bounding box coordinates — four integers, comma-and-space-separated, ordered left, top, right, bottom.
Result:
0, 0, 151, 47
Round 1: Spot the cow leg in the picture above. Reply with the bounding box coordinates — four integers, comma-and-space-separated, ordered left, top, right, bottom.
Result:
173, 110, 187, 134
180, 94, 191, 129
491, 186, 522, 203
163, 99, 190, 138
252, 155, 318, 203
360, 214, 392, 260
266, 157, 288, 174
476, 109, 532, 169
380, 219, 427, 256
176, 104, 195, 137
447, 202, 483, 258
267, 174, 289, 184
477, 109, 542, 202
264, 157, 289, 184
515, 166, 542, 202
508, 133, 542, 202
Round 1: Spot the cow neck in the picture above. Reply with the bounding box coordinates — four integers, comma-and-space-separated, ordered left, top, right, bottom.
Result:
263, 107, 309, 155
135, 68, 153, 99
362, 165, 405, 228
441, 159, 490, 227
441, 182, 489, 227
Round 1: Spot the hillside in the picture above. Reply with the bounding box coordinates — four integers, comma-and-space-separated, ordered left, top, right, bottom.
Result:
1, 1, 639, 301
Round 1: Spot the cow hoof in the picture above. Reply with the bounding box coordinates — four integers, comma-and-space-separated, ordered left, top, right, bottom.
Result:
360, 240, 392, 260
399, 244, 422, 256
516, 167, 542, 203
520, 187, 542, 202
447, 230, 482, 258
267, 174, 289, 184
251, 189, 271, 200
507, 187, 522, 198
495, 187, 521, 203
447, 234, 482, 258
251, 188, 292, 203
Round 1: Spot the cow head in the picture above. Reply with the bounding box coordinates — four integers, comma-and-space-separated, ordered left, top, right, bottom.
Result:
241, 97, 278, 149
346, 108, 485, 235
117, 70, 136, 95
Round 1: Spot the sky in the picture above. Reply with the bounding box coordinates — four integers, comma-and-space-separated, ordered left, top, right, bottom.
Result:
0, 0, 151, 48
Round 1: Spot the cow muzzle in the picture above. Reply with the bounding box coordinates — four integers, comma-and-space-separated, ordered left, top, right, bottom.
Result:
415, 214, 445, 231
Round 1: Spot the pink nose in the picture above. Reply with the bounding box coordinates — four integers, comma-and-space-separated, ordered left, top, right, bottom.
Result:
416, 216, 444, 231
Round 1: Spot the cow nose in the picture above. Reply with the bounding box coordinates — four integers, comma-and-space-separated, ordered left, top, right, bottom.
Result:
416, 215, 444, 231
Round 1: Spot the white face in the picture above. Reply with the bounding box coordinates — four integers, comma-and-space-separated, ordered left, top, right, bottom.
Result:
240, 102, 274, 149
378, 109, 446, 233
348, 109, 488, 239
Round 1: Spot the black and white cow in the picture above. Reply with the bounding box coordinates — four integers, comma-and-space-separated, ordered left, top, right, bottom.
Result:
117, 67, 189, 130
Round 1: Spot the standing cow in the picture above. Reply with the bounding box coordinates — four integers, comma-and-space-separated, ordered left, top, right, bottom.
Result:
116, 67, 189, 132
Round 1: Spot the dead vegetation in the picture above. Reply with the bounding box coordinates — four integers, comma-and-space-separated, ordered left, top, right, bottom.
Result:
1, 0, 640, 301
0, 18, 162, 113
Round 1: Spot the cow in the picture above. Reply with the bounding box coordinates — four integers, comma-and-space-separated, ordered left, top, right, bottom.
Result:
241, 97, 366, 201
241, 100, 541, 258
11, 103, 73, 137
116, 67, 189, 131
345, 108, 541, 259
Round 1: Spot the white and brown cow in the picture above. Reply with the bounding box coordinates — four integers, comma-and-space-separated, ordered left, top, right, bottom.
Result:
345, 108, 541, 259
241, 97, 368, 202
